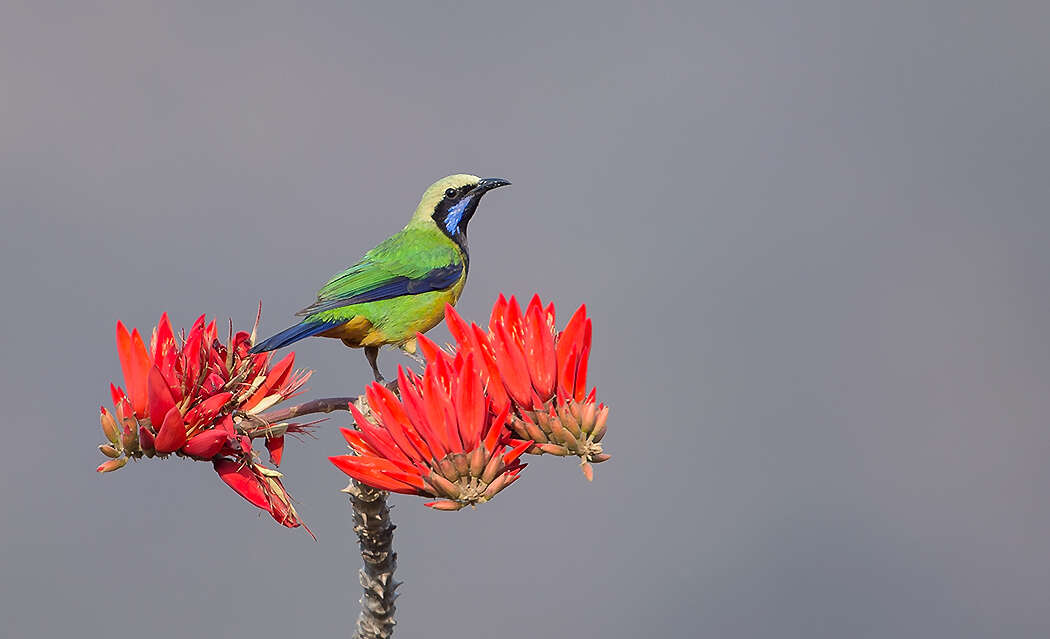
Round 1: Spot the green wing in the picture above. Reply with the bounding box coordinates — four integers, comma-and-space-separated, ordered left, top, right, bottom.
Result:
297, 228, 463, 317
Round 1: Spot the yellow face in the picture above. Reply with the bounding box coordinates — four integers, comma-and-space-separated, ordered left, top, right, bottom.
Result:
409, 174, 483, 226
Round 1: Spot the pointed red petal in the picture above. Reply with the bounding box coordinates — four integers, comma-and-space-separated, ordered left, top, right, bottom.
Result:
181, 336, 203, 392
154, 405, 187, 453
525, 293, 544, 321
207, 345, 228, 379
556, 304, 588, 376
444, 304, 472, 346
203, 320, 217, 346
138, 425, 155, 452
115, 322, 134, 389
349, 403, 414, 465
181, 429, 229, 459
216, 414, 237, 436
147, 366, 177, 429
484, 402, 510, 453
502, 439, 534, 466
348, 402, 373, 431
416, 333, 452, 368
187, 314, 206, 336
214, 459, 269, 510
488, 293, 509, 334
244, 352, 295, 410
524, 302, 557, 399
116, 323, 151, 418
504, 295, 525, 349
420, 369, 454, 453
574, 342, 590, 402
469, 324, 508, 409
558, 343, 578, 400
183, 391, 233, 430
398, 367, 446, 459
153, 313, 181, 396
454, 353, 486, 449
266, 435, 285, 466
109, 383, 126, 408
425, 365, 463, 453
386, 370, 439, 461
328, 456, 425, 494
381, 468, 428, 491
368, 383, 427, 463
492, 323, 533, 407
339, 427, 382, 457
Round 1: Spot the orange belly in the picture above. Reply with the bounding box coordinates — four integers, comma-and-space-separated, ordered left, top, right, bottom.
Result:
319, 316, 375, 346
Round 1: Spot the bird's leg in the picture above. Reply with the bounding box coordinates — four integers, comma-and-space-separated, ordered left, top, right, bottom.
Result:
363, 346, 385, 383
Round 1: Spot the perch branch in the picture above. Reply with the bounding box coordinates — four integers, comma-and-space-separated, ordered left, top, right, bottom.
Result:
256, 396, 356, 423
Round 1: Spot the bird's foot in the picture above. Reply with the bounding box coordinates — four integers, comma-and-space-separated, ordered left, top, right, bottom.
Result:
364, 346, 385, 384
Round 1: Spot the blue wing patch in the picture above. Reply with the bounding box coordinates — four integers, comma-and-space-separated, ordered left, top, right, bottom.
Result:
297, 263, 463, 316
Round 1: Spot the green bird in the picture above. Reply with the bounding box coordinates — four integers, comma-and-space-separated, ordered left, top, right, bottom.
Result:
250, 174, 511, 381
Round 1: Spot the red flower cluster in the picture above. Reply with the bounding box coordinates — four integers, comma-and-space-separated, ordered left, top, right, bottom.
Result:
330, 352, 531, 511
97, 311, 312, 530
442, 295, 610, 480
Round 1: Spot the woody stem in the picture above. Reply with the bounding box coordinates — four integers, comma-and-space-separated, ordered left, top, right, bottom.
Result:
346, 481, 399, 639
256, 396, 356, 423
257, 380, 400, 425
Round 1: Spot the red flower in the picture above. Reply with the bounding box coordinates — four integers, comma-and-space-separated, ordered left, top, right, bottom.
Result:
442, 295, 610, 480
97, 310, 313, 530
214, 459, 306, 533
330, 352, 530, 511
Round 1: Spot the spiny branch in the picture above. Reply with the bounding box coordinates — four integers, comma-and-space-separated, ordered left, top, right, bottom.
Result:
345, 481, 399, 639
260, 391, 402, 637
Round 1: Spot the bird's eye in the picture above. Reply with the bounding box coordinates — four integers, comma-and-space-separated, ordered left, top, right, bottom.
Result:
444, 188, 457, 198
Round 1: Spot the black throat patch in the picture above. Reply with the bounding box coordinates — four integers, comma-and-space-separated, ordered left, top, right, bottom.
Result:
431, 190, 481, 258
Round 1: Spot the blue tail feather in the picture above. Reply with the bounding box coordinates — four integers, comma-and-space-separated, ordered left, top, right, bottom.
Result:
249, 320, 343, 353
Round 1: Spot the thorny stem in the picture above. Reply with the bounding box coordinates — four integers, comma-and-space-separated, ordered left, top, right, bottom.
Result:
261, 392, 402, 637
345, 480, 399, 639
258, 387, 404, 636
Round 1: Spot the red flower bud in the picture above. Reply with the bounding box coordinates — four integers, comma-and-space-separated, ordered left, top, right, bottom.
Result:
154, 406, 187, 453
97, 458, 127, 473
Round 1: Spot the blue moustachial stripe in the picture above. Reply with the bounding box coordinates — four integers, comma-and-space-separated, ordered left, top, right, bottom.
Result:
444, 196, 474, 234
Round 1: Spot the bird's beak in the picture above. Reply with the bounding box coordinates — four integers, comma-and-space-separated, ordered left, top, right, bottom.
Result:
473, 177, 511, 194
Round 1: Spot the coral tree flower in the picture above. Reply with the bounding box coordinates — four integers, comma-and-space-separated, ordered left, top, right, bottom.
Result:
443, 295, 610, 480
97, 310, 313, 530
330, 352, 531, 511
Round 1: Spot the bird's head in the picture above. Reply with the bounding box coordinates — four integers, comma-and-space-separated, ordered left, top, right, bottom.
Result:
410, 174, 511, 240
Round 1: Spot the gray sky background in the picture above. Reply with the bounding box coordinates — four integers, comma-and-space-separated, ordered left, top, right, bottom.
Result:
2, 2, 1049, 637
